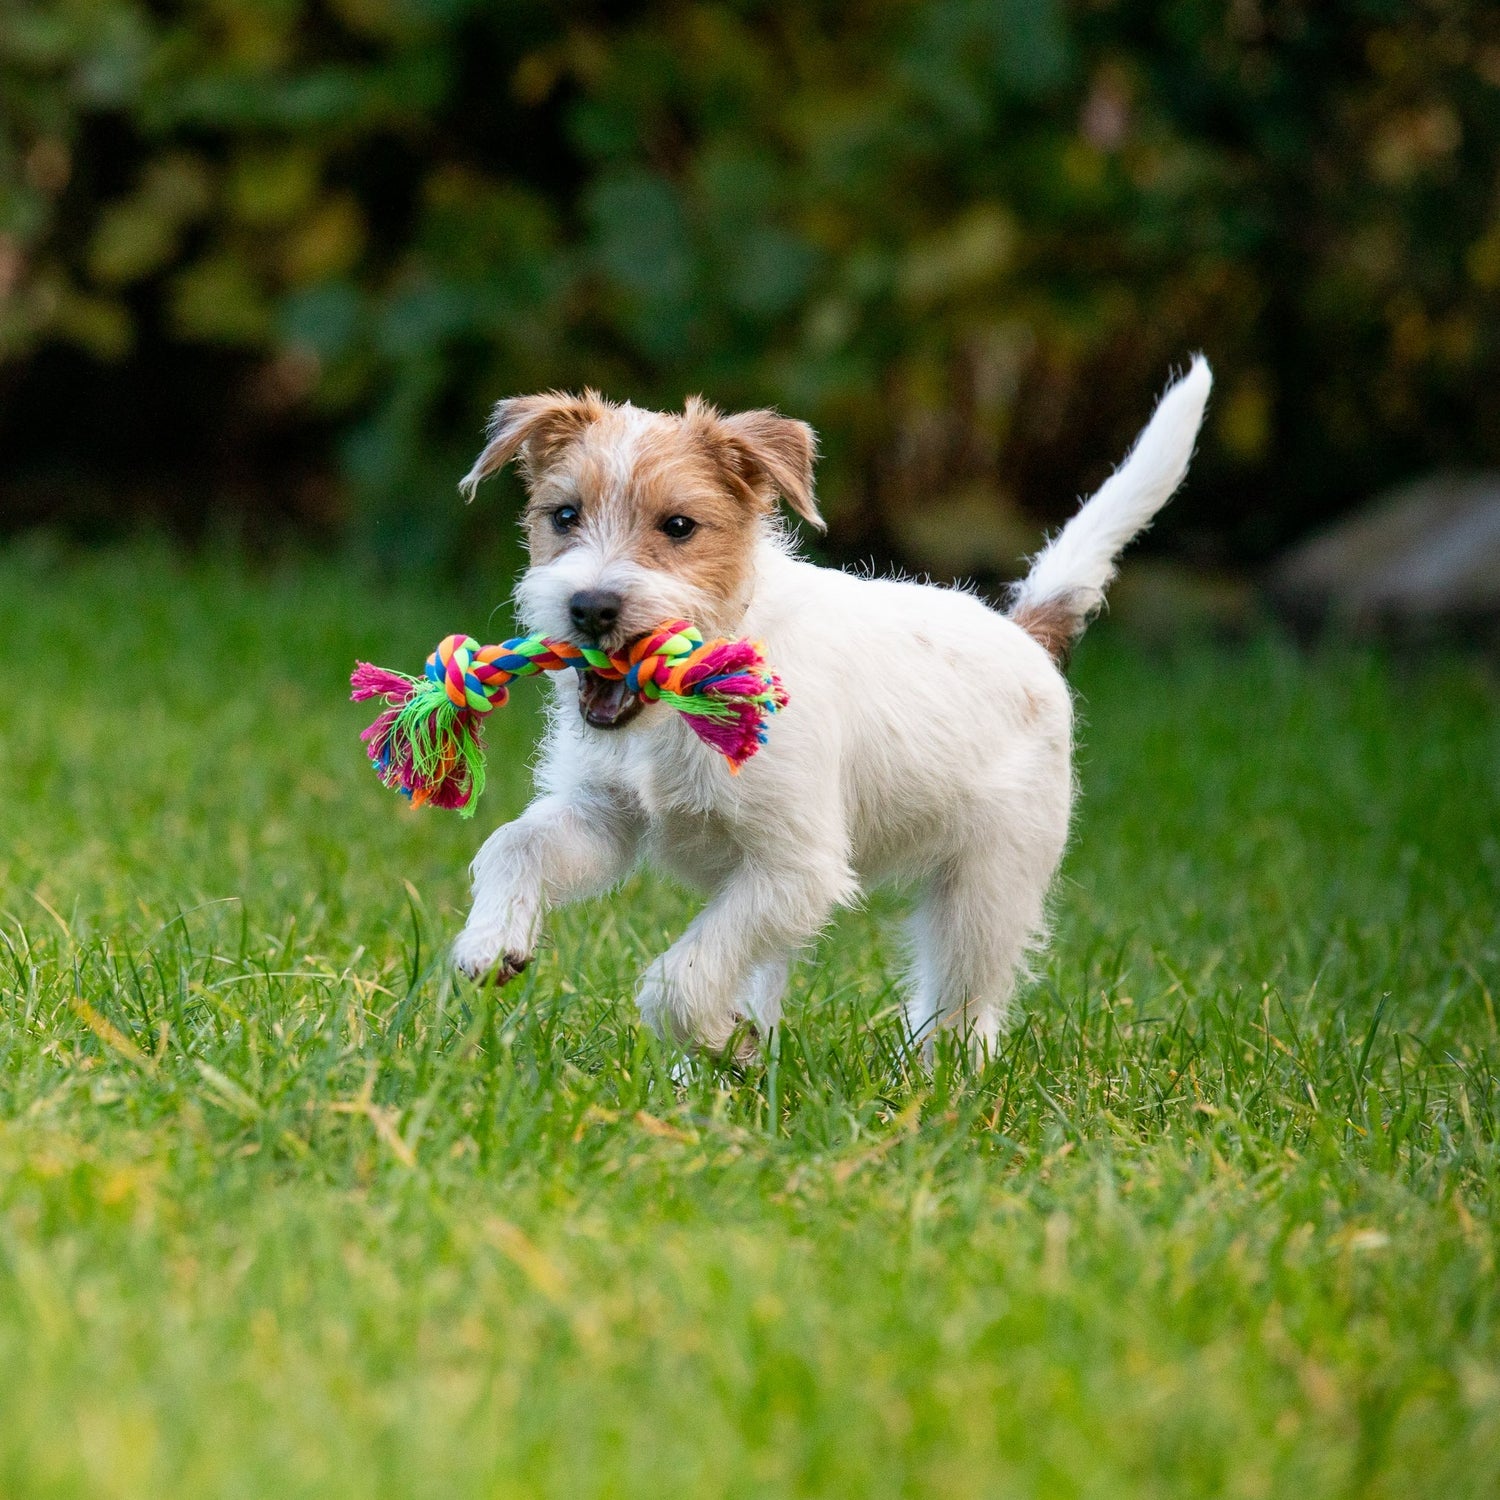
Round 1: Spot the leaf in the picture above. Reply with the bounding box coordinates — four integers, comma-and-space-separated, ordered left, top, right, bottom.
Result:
170, 254, 271, 344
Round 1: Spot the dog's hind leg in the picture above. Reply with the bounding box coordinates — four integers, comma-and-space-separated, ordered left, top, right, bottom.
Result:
904, 837, 1054, 1059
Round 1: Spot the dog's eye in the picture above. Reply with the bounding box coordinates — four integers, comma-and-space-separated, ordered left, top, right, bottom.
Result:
551, 505, 581, 534
661, 515, 697, 541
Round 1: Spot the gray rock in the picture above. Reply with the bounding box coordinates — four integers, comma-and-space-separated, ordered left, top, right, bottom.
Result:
1270, 472, 1500, 625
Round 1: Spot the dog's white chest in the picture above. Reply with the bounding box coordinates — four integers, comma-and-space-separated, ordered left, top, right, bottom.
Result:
600, 710, 724, 814
608, 713, 760, 890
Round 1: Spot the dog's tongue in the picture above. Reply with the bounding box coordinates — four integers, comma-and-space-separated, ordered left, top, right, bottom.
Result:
578, 668, 642, 729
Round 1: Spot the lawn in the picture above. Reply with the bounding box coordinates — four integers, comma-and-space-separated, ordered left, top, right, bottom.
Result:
0, 543, 1497, 1499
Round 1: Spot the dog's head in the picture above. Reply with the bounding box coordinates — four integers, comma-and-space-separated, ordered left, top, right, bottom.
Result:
460, 391, 820, 728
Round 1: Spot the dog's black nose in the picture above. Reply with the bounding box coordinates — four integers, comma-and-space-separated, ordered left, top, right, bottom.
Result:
569, 588, 622, 641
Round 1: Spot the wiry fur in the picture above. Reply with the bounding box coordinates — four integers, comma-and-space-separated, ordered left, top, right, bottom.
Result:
451, 363, 1212, 1057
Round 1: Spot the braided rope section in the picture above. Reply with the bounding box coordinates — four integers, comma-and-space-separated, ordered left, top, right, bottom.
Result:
351, 620, 787, 815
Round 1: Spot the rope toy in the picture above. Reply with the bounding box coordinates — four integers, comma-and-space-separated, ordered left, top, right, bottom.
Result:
351, 621, 787, 815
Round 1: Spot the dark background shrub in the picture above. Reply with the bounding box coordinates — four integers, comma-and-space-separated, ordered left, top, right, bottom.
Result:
3, 0, 1498, 577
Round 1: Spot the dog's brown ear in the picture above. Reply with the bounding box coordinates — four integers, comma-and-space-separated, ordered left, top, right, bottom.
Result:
459, 391, 607, 500
715, 408, 823, 530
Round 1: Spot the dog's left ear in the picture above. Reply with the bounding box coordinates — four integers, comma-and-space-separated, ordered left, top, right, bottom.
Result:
715, 408, 824, 531
459, 391, 607, 500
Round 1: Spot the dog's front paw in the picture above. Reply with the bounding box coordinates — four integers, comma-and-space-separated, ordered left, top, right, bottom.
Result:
637, 956, 757, 1061
722, 1013, 762, 1067
634, 958, 679, 1040
451, 925, 533, 987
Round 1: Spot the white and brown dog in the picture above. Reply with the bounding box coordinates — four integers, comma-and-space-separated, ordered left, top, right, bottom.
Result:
451, 358, 1212, 1058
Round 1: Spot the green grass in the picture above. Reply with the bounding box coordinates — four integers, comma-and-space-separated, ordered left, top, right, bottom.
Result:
1, 542, 1497, 1499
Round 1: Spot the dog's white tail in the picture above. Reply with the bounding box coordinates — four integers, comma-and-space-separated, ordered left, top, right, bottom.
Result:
1008, 356, 1212, 663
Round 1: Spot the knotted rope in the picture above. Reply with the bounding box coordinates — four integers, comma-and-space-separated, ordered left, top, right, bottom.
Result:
351, 621, 787, 815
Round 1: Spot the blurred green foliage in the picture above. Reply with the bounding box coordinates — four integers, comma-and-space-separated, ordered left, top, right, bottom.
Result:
2, 0, 1499, 569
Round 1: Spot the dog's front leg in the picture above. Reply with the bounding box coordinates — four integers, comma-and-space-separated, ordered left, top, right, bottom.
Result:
637, 854, 854, 1058
452, 791, 642, 984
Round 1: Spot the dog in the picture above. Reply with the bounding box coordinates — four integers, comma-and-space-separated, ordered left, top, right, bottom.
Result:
450, 358, 1212, 1059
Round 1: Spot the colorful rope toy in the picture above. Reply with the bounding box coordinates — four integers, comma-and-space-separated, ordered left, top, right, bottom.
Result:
351, 621, 787, 815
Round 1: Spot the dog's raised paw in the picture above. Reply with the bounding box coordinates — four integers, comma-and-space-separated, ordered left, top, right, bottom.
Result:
451, 930, 532, 987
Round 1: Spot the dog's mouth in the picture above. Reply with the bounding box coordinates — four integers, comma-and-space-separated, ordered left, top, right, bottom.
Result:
577, 668, 646, 730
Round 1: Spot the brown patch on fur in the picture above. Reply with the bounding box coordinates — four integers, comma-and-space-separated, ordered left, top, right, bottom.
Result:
640, 409, 775, 611
1011, 597, 1084, 668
